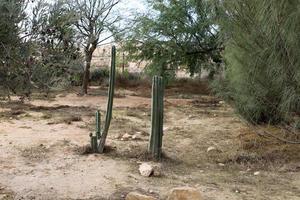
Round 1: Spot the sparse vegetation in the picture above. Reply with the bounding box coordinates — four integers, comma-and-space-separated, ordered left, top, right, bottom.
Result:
0, 0, 299, 199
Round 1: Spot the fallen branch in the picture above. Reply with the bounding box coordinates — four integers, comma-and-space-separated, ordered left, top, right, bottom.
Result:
242, 119, 300, 144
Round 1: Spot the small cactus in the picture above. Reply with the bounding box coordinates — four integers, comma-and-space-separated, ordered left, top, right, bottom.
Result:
90, 133, 98, 153
149, 76, 164, 160
90, 46, 116, 153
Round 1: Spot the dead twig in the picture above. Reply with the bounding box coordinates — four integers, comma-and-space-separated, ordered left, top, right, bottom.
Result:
242, 119, 300, 144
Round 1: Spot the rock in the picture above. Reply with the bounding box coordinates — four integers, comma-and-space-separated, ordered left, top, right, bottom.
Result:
234, 189, 241, 193
148, 189, 154, 194
254, 171, 260, 176
132, 134, 141, 140
126, 192, 157, 200
122, 133, 132, 140
152, 163, 163, 177
167, 187, 203, 200
135, 131, 149, 137
139, 163, 153, 177
218, 163, 225, 167
207, 146, 218, 153
139, 162, 163, 177
114, 134, 122, 139
163, 127, 170, 131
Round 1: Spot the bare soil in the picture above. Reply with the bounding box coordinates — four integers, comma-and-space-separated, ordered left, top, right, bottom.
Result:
0, 84, 299, 200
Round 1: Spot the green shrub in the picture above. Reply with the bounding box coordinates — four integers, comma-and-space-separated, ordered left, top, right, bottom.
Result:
144, 62, 176, 85
90, 68, 110, 83
114, 70, 152, 88
210, 77, 231, 101
294, 119, 300, 130
70, 72, 83, 86
219, 0, 300, 124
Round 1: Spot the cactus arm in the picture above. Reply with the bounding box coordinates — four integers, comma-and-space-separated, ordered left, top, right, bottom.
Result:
98, 45, 116, 153
96, 110, 101, 139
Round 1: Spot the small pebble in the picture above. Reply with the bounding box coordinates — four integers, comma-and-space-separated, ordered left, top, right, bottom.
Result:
254, 171, 260, 176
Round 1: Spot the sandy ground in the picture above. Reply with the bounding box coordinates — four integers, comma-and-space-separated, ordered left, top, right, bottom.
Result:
0, 86, 299, 200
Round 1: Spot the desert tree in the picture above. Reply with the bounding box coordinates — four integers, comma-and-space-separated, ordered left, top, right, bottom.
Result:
68, 0, 121, 94
18, 0, 83, 95
123, 0, 223, 80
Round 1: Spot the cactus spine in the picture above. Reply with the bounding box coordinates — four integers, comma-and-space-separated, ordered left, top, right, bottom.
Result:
90, 45, 116, 153
149, 76, 164, 160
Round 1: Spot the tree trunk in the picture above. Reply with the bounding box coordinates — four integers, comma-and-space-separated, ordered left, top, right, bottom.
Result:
82, 43, 97, 94
82, 54, 92, 94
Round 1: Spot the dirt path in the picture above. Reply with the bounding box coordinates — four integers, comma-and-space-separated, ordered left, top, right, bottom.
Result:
0, 87, 299, 200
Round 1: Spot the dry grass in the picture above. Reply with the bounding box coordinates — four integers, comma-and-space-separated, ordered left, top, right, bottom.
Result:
19, 144, 50, 162
217, 128, 300, 170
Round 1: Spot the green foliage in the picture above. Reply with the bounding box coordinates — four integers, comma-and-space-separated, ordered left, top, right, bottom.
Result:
0, 0, 31, 97
123, 0, 223, 79
115, 70, 144, 88
144, 61, 176, 85
90, 68, 110, 83
30, 1, 83, 93
219, 0, 300, 124
210, 77, 231, 101
70, 71, 83, 86
0, 0, 84, 97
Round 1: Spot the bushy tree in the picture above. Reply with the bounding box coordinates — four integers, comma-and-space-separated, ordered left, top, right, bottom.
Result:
29, 1, 83, 94
0, 0, 84, 98
123, 0, 223, 79
219, 0, 300, 124
0, 0, 30, 98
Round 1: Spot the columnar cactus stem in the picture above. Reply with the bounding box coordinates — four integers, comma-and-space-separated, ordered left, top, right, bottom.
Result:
149, 76, 164, 160
89, 46, 116, 154
97, 45, 116, 153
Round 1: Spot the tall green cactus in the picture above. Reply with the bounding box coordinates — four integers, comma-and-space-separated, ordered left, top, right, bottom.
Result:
149, 76, 164, 160
90, 45, 116, 153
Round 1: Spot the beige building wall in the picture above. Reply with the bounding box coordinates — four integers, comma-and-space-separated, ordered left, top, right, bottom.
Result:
90, 44, 220, 78
91, 43, 147, 73
91, 44, 112, 68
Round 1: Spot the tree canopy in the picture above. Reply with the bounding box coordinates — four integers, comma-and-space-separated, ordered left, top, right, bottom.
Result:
68, 0, 121, 94
123, 0, 223, 79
